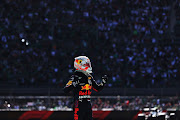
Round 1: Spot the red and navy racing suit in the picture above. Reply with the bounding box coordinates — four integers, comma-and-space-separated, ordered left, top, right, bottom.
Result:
64, 71, 106, 120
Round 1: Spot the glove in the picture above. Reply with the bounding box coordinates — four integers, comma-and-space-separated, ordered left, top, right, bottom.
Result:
102, 75, 108, 84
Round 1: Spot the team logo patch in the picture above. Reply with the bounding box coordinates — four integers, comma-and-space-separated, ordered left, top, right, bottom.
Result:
81, 84, 92, 90
66, 81, 72, 86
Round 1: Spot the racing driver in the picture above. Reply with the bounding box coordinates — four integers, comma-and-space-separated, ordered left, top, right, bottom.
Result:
63, 56, 108, 120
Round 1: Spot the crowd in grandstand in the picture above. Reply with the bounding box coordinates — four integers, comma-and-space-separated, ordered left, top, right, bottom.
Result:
0, 96, 179, 111
0, 0, 180, 88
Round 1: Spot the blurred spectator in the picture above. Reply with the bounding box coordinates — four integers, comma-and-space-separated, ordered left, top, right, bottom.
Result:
0, 96, 179, 111
0, 0, 179, 88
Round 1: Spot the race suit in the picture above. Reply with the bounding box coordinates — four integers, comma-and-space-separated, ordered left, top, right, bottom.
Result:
64, 71, 105, 120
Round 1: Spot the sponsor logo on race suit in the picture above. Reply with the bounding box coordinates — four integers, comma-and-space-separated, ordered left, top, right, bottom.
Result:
79, 84, 92, 101
81, 84, 92, 90
79, 95, 91, 99
79, 90, 92, 96
74, 108, 79, 120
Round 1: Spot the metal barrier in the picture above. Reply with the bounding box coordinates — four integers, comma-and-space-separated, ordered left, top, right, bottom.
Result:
0, 88, 179, 96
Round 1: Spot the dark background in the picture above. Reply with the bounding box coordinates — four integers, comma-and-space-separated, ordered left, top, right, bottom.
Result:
0, 1, 180, 119
0, 0, 180, 89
